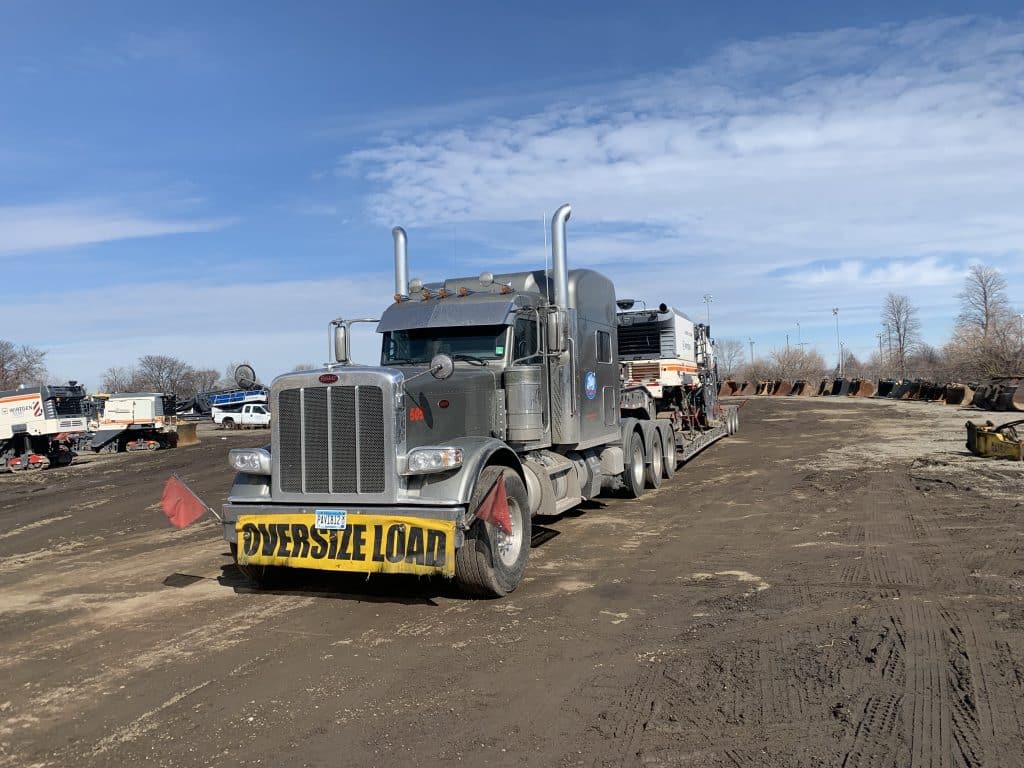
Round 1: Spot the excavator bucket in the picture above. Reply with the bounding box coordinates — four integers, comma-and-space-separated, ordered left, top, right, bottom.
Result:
850, 380, 875, 397
816, 379, 831, 396
736, 381, 752, 395
831, 379, 851, 396
943, 384, 973, 405
175, 422, 200, 447
1011, 383, 1024, 412
876, 380, 895, 397
774, 379, 793, 396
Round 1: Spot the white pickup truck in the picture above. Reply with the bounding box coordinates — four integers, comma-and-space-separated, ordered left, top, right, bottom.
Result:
213, 403, 271, 430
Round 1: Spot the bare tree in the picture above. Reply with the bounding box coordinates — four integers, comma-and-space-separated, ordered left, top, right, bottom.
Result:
0, 340, 48, 390
756, 346, 827, 381
881, 293, 921, 378
133, 355, 195, 395
715, 339, 746, 379
184, 367, 220, 394
100, 365, 136, 393
958, 265, 1010, 338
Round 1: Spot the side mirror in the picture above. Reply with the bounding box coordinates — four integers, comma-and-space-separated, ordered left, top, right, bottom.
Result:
546, 311, 568, 354
334, 325, 349, 364
430, 353, 454, 380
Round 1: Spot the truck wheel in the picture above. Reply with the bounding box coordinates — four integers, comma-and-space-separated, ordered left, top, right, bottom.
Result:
455, 466, 531, 598
645, 432, 663, 489
223, 419, 235, 430
230, 543, 284, 590
660, 428, 676, 480
731, 409, 740, 434
623, 430, 646, 499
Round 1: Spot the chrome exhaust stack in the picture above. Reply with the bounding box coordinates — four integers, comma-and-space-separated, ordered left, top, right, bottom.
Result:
550, 203, 572, 310
393, 226, 409, 299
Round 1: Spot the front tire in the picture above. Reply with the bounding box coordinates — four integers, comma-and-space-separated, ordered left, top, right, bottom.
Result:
455, 466, 531, 598
230, 542, 285, 589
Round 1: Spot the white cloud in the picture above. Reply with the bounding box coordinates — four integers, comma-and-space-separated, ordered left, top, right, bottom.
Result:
0, 202, 233, 256
18, 273, 394, 389
341, 15, 1024, 356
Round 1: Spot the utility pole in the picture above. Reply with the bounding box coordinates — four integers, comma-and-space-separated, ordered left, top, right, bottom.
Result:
703, 294, 713, 327
786, 334, 790, 351
748, 337, 755, 365
796, 321, 801, 346
832, 308, 842, 378
877, 332, 884, 372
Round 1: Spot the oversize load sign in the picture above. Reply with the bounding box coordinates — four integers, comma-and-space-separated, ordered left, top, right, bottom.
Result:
236, 514, 455, 577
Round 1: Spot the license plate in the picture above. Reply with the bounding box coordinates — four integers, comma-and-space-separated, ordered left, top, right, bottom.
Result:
315, 510, 347, 530
236, 513, 456, 577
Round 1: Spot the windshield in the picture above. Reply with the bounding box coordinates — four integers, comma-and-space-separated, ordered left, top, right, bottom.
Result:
382, 325, 509, 365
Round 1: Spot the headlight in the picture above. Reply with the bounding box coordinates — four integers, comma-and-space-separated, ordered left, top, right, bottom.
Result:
229, 448, 271, 475
405, 447, 463, 475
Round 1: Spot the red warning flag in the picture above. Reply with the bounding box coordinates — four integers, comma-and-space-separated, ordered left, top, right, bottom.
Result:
475, 474, 513, 535
160, 475, 210, 529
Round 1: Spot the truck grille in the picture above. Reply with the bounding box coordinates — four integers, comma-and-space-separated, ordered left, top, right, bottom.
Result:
278, 385, 386, 494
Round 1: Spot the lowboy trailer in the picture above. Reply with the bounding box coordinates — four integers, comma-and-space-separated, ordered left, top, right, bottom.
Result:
222, 204, 738, 597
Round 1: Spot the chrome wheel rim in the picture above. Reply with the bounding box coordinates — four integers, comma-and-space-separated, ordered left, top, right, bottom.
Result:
495, 500, 522, 567
651, 440, 663, 478
631, 444, 644, 488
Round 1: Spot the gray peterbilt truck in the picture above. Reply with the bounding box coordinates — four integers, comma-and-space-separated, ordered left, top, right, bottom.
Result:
223, 204, 738, 597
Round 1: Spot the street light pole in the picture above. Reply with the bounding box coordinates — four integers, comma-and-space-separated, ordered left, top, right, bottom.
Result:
832, 308, 841, 378
748, 337, 755, 365
703, 294, 713, 327
796, 321, 801, 346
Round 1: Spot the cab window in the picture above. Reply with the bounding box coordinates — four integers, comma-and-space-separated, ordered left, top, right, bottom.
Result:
513, 315, 540, 363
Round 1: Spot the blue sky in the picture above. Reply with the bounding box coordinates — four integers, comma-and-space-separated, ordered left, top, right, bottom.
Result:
3, 1, 1023, 386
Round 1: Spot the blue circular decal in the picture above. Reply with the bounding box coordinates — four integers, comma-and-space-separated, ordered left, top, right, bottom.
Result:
584, 371, 598, 400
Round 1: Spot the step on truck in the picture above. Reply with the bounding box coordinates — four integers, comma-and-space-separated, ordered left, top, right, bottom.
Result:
223, 204, 738, 597
0, 383, 89, 471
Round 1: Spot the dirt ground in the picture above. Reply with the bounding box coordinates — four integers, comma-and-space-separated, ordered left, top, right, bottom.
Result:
1, 400, 1023, 768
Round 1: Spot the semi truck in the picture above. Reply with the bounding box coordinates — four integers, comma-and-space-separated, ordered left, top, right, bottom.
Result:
222, 204, 738, 597
0, 383, 89, 471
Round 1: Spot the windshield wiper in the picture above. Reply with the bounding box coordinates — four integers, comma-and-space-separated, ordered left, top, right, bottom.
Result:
451, 353, 489, 366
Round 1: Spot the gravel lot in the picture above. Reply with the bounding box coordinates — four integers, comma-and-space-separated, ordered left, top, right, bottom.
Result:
1, 400, 1022, 767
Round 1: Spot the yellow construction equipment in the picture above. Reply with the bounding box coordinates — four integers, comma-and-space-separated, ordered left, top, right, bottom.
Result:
966, 419, 1024, 461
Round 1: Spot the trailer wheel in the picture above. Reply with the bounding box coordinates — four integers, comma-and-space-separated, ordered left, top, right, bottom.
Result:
623, 430, 646, 499
731, 409, 740, 434
645, 432, 663, 489
230, 543, 285, 590
661, 428, 676, 480
455, 466, 531, 598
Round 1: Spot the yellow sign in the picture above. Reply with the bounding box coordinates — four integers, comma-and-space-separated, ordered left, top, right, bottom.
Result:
236, 514, 456, 577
